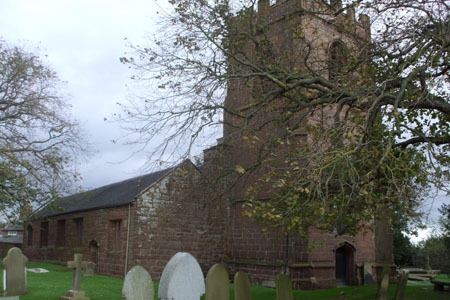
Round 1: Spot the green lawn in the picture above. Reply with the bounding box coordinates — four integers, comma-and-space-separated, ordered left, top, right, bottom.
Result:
434, 274, 450, 282
2, 262, 448, 299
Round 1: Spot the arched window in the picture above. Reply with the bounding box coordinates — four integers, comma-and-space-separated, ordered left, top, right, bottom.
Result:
330, 0, 342, 9
328, 40, 347, 81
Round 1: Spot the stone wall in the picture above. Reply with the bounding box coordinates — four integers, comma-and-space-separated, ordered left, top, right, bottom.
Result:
127, 161, 226, 280
22, 205, 130, 277
217, 0, 381, 289
224, 204, 376, 289
22, 161, 226, 280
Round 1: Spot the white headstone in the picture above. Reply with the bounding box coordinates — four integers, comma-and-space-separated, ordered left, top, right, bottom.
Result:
122, 266, 154, 300
158, 252, 205, 300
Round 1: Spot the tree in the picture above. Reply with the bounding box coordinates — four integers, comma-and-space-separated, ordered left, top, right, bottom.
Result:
415, 234, 450, 273
393, 226, 416, 266
438, 203, 450, 249
0, 39, 87, 222
118, 0, 450, 235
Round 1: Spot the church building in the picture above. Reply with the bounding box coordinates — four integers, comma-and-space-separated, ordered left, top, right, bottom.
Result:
22, 0, 393, 289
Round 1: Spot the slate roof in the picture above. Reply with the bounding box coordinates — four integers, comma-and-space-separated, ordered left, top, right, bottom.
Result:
36, 168, 172, 218
0, 235, 23, 244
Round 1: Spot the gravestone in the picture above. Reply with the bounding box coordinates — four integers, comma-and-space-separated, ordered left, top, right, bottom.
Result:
336, 291, 347, 300
310, 277, 319, 289
82, 262, 96, 277
27, 268, 49, 273
393, 272, 408, 300
363, 262, 374, 285
234, 271, 252, 300
158, 252, 205, 300
122, 266, 154, 300
375, 266, 390, 300
2, 247, 28, 296
205, 264, 229, 300
275, 274, 293, 300
350, 288, 359, 297
425, 256, 431, 271
60, 254, 89, 300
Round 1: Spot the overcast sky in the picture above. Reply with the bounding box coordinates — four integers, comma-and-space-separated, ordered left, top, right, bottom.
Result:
0, 0, 447, 241
0, 0, 166, 190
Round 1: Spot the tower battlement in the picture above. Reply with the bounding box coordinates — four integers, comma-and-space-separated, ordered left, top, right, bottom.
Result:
255, 0, 370, 41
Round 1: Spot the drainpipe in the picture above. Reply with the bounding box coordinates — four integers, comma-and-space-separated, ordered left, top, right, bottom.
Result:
124, 203, 132, 277
284, 233, 289, 274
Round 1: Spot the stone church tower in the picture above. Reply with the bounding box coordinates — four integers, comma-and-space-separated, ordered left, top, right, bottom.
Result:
203, 0, 394, 289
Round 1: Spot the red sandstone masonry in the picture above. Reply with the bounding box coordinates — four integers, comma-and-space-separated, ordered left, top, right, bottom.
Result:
23, 161, 226, 280
23, 205, 130, 277
127, 161, 226, 279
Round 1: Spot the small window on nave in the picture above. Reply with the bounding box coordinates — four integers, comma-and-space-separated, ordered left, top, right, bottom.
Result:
27, 225, 33, 246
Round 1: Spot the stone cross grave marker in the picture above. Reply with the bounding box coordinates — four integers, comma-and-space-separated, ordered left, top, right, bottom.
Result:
158, 252, 205, 300
60, 254, 89, 300
122, 266, 154, 300
393, 272, 408, 300
275, 274, 293, 300
2, 247, 28, 296
375, 266, 390, 300
234, 271, 252, 300
205, 263, 229, 300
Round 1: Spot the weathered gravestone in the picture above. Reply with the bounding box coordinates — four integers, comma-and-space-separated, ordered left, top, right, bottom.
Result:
336, 291, 347, 300
27, 268, 49, 273
2, 247, 28, 296
425, 256, 431, 271
393, 272, 408, 300
363, 262, 374, 285
375, 266, 390, 300
310, 277, 319, 289
158, 252, 205, 300
234, 271, 252, 300
275, 274, 293, 300
122, 266, 154, 300
82, 262, 96, 277
205, 264, 229, 300
60, 254, 89, 300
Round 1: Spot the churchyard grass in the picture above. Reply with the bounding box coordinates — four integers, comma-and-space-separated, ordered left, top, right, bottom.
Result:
434, 274, 450, 282
1, 262, 448, 300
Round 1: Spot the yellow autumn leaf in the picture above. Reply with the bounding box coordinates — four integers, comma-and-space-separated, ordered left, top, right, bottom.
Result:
235, 165, 246, 174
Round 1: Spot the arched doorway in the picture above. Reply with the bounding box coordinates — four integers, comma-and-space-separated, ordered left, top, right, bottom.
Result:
335, 243, 355, 286
88, 240, 99, 271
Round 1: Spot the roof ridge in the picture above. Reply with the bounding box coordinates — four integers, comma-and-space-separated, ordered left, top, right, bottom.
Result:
78, 166, 173, 196
34, 166, 175, 218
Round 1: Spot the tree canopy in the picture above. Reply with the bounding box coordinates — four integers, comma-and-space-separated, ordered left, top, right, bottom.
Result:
118, 0, 450, 235
0, 39, 88, 222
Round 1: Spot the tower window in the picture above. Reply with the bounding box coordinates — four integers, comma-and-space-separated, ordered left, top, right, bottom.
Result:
329, 40, 348, 81
330, 0, 342, 9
